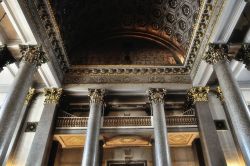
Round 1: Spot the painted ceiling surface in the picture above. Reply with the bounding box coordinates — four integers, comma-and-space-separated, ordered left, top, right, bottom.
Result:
49, 0, 200, 66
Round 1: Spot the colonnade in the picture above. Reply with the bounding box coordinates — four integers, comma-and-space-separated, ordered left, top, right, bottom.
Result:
0, 44, 249, 166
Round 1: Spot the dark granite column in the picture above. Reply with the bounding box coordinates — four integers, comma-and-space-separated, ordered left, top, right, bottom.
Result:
192, 139, 205, 166
186, 87, 226, 166
5, 88, 35, 165
148, 88, 171, 166
205, 43, 250, 165
0, 45, 15, 72
82, 89, 104, 166
151, 139, 157, 166
0, 45, 46, 165
26, 88, 62, 166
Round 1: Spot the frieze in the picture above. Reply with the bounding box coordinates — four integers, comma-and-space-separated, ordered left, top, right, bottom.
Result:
64, 74, 191, 84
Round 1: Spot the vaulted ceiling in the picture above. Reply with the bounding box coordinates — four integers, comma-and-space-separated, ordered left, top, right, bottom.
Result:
49, 0, 200, 66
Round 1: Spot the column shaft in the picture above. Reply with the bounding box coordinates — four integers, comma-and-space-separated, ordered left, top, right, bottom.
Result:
195, 101, 227, 166
152, 102, 172, 166
26, 103, 58, 166
0, 61, 35, 164
82, 103, 102, 166
214, 60, 250, 165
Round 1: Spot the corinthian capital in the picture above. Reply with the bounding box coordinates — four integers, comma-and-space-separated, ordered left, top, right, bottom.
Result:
186, 87, 209, 104
44, 88, 63, 104
148, 88, 166, 104
204, 43, 230, 65
88, 89, 105, 103
235, 43, 250, 70
20, 45, 47, 67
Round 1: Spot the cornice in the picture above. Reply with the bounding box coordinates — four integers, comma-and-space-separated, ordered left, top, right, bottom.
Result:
190, 0, 226, 78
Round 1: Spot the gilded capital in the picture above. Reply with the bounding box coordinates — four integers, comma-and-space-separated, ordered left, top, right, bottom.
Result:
204, 43, 230, 65
186, 87, 209, 104
148, 88, 167, 104
235, 43, 250, 70
20, 45, 47, 67
25, 88, 35, 104
88, 89, 105, 103
44, 88, 63, 104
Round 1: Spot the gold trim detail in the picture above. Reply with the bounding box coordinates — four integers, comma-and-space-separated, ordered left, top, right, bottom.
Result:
44, 88, 63, 104
215, 86, 224, 101
187, 86, 209, 103
204, 43, 229, 65
148, 88, 167, 104
88, 89, 105, 103
25, 88, 35, 104
20, 45, 47, 67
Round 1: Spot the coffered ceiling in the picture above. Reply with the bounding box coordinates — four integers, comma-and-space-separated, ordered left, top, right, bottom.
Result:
16, 0, 249, 85
49, 0, 200, 66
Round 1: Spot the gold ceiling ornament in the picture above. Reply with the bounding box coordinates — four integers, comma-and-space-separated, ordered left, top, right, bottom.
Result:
44, 88, 63, 104
215, 86, 224, 102
88, 89, 105, 104
148, 88, 167, 104
19, 45, 48, 67
204, 43, 230, 65
25, 88, 35, 104
187, 86, 209, 104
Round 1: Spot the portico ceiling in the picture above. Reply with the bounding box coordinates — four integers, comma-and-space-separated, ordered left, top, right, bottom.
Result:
15, 0, 248, 84
49, 0, 200, 66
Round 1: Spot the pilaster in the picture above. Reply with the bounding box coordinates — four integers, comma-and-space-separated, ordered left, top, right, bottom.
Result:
186, 87, 227, 166
26, 88, 62, 166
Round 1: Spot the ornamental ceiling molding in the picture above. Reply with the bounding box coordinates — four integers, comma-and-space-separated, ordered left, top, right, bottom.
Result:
190, 0, 226, 79
36, 1, 69, 72
63, 0, 222, 81
24, 0, 225, 83
17, 0, 70, 76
